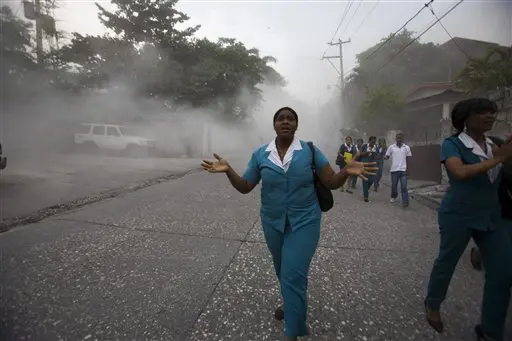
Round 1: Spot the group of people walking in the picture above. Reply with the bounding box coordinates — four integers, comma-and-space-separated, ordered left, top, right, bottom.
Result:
201, 99, 512, 341
336, 133, 411, 205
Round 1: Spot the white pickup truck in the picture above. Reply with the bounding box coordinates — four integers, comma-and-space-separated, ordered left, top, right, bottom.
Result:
74, 123, 156, 156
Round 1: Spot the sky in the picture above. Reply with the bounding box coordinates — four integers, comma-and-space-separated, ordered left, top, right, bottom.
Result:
6, 0, 512, 104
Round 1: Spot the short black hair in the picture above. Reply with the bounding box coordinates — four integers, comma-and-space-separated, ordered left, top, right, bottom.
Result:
451, 98, 498, 134
273, 107, 298, 124
369, 136, 377, 140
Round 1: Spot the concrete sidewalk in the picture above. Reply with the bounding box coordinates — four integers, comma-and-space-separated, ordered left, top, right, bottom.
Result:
1, 164, 510, 340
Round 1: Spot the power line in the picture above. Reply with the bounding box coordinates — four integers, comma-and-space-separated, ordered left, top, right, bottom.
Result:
376, 0, 464, 73
329, 0, 355, 44
322, 0, 354, 65
363, 0, 434, 62
427, 2, 470, 59
340, 0, 364, 39
349, 0, 381, 39
14, 0, 23, 17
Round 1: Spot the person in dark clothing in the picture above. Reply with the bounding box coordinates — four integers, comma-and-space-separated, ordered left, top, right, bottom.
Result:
350, 138, 364, 189
373, 138, 387, 191
336, 136, 357, 193
469, 136, 512, 271
359, 136, 380, 202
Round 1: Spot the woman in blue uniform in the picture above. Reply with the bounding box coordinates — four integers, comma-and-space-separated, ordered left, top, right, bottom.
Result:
201, 107, 377, 341
424, 98, 512, 341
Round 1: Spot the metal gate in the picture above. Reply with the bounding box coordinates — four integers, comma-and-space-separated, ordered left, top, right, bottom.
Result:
408, 144, 442, 183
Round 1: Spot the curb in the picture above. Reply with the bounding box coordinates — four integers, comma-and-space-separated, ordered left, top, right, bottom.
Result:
380, 181, 441, 210
413, 193, 441, 211
0, 167, 203, 233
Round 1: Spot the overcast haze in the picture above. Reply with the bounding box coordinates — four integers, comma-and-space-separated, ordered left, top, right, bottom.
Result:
6, 0, 512, 103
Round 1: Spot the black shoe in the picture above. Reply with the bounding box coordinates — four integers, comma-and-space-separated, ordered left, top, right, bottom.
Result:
364, 198, 369, 202
274, 306, 284, 321
424, 300, 443, 333
470, 247, 483, 271
475, 325, 496, 340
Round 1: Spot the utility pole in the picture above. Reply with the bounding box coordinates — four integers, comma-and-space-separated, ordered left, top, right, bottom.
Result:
35, 0, 43, 64
322, 38, 351, 97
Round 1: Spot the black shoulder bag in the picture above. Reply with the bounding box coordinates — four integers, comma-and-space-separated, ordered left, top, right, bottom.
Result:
307, 142, 334, 212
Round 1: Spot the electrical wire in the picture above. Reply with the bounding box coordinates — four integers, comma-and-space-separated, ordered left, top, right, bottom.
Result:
348, 0, 381, 39
330, 0, 355, 43
321, 0, 354, 72
14, 0, 23, 17
375, 0, 464, 73
427, 2, 470, 59
363, 0, 434, 62
339, 0, 364, 39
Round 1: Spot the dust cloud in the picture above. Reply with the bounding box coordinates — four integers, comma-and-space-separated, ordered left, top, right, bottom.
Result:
1, 71, 331, 177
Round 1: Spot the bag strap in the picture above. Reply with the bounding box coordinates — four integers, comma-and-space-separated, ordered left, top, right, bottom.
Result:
307, 141, 316, 171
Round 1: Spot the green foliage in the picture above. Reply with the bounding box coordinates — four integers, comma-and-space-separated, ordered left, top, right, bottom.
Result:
1, 0, 285, 120
343, 29, 452, 131
0, 5, 36, 95
96, 0, 199, 47
457, 46, 512, 95
348, 30, 450, 92
357, 86, 405, 135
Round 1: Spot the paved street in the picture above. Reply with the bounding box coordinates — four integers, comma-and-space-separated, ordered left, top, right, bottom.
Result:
1, 161, 511, 341
0, 154, 202, 229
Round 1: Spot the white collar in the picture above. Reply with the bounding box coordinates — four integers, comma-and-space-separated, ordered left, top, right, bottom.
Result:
458, 132, 494, 160
392, 143, 407, 149
265, 136, 302, 172
458, 132, 501, 183
367, 144, 377, 152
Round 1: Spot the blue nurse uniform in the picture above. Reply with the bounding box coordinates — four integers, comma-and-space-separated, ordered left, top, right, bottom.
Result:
242, 139, 329, 338
426, 135, 512, 341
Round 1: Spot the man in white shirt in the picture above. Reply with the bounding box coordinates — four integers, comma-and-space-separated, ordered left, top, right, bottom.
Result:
385, 132, 412, 207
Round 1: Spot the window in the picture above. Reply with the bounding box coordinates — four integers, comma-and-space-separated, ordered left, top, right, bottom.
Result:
77, 124, 92, 134
107, 126, 120, 137
92, 125, 105, 135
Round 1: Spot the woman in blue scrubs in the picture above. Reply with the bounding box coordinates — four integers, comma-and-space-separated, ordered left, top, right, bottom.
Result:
201, 107, 377, 341
424, 98, 512, 341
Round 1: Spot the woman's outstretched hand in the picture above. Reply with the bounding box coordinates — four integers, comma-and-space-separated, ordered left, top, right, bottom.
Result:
344, 160, 378, 180
201, 153, 231, 173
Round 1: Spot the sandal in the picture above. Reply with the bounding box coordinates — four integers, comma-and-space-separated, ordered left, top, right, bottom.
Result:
274, 306, 284, 321
470, 247, 483, 271
424, 300, 443, 333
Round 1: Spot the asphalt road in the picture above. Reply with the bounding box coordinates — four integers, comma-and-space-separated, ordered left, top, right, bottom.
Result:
1, 161, 511, 341
0, 154, 202, 228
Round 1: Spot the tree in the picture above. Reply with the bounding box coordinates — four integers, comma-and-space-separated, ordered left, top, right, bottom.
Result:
357, 85, 405, 135
96, 0, 199, 48
457, 46, 512, 96
51, 0, 285, 119
0, 5, 36, 98
343, 30, 451, 130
